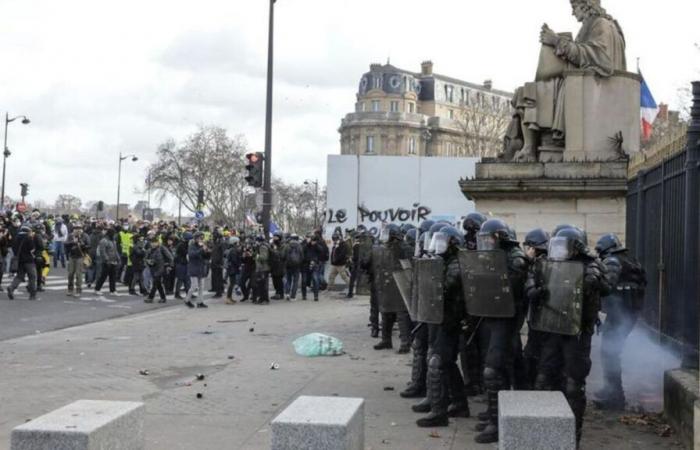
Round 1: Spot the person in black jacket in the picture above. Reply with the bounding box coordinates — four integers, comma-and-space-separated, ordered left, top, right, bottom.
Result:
328, 232, 350, 289
269, 233, 286, 300
33, 225, 47, 292
65, 223, 90, 296
129, 235, 147, 296
6, 226, 37, 300
145, 237, 173, 303
225, 237, 242, 304
209, 230, 225, 299
174, 232, 192, 299
239, 240, 256, 302
0, 224, 10, 289
302, 234, 325, 301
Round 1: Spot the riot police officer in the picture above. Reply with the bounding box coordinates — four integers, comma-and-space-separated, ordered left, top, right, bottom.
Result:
466, 219, 528, 444
522, 228, 551, 389
459, 212, 488, 396
526, 227, 611, 444
593, 233, 646, 411
400, 222, 437, 399
414, 226, 470, 427
366, 224, 412, 352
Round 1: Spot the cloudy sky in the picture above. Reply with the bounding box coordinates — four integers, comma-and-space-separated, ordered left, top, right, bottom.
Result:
1, 0, 698, 211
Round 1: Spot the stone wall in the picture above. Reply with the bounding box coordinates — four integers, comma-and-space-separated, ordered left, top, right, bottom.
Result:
475, 196, 626, 245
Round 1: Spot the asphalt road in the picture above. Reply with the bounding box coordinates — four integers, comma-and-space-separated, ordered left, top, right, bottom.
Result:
0, 268, 197, 341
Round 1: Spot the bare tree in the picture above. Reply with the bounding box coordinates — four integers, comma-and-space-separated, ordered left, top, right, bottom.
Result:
270, 179, 327, 234
455, 96, 511, 157
54, 194, 82, 213
147, 126, 250, 224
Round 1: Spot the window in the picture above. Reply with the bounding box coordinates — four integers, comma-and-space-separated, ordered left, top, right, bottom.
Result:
445, 85, 454, 103
408, 137, 416, 155
407, 102, 415, 113
371, 100, 381, 112
374, 75, 383, 90
366, 136, 375, 154
448, 109, 455, 120
390, 101, 399, 112
492, 96, 499, 110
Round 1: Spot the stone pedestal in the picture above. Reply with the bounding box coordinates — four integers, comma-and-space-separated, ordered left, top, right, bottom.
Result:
271, 396, 364, 450
664, 369, 699, 450
11, 400, 144, 450
460, 161, 628, 245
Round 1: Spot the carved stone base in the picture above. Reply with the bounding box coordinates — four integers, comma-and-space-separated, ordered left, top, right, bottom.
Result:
459, 161, 628, 244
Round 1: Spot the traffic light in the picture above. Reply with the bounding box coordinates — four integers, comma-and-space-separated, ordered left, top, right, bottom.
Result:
97, 201, 104, 212
197, 189, 205, 208
245, 152, 264, 188
20, 183, 29, 198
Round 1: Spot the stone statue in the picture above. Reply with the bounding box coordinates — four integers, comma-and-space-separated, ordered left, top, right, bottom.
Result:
507, 0, 627, 162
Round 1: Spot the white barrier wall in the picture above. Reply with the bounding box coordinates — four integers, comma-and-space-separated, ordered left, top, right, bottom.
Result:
325, 155, 479, 238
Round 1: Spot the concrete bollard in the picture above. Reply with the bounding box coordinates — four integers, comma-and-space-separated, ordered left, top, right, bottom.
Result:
11, 400, 145, 450
498, 391, 576, 450
271, 395, 364, 450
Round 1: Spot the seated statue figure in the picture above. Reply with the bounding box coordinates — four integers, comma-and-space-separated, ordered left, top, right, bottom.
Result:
509, 0, 627, 162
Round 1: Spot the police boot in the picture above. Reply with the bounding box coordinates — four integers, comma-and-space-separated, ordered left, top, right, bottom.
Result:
411, 396, 431, 413
401, 341, 427, 398
566, 378, 587, 444
474, 390, 499, 443
396, 312, 412, 354
416, 355, 448, 428
370, 326, 379, 338
593, 372, 626, 411
374, 317, 393, 350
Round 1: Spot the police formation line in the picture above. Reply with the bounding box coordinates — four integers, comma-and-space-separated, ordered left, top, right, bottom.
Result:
360, 214, 646, 445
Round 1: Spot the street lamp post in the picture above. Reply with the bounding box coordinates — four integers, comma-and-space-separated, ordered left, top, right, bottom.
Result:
261, 0, 276, 237
304, 179, 319, 229
1, 112, 30, 209
116, 152, 138, 221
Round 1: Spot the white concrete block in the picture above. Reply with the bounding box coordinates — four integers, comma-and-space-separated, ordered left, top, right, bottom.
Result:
271, 396, 364, 450
11, 400, 145, 450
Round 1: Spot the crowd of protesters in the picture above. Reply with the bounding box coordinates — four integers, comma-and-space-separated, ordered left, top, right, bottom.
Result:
0, 209, 363, 306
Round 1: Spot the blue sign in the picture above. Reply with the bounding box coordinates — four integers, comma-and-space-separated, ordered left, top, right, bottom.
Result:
195, 211, 205, 220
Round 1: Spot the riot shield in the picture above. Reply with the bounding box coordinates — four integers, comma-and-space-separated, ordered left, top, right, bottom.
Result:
372, 247, 406, 313
529, 260, 585, 336
393, 266, 415, 320
458, 250, 515, 318
413, 258, 444, 324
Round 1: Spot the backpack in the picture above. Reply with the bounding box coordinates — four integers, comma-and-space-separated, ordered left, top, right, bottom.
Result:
287, 243, 302, 266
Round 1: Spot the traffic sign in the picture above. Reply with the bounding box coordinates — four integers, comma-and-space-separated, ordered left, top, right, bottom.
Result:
16, 202, 27, 213
195, 211, 205, 220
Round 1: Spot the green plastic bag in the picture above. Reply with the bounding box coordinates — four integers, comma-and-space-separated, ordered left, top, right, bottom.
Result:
293, 333, 344, 357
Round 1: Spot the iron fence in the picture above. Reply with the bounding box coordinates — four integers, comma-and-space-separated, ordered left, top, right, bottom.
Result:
627, 82, 700, 365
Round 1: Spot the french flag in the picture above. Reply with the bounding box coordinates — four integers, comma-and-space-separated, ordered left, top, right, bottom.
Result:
640, 71, 659, 141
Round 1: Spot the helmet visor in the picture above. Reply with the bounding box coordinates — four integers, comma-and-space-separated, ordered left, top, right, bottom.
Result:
477, 233, 497, 251
379, 227, 391, 243
428, 232, 449, 255
548, 237, 575, 261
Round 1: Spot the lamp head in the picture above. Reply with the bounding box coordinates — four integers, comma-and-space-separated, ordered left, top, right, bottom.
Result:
21, 118, 30, 125
131, 156, 138, 162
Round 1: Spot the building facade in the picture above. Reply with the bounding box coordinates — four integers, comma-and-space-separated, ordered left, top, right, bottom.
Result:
339, 61, 513, 158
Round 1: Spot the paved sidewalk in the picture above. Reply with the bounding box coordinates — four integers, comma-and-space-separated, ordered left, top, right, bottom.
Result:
0, 293, 684, 450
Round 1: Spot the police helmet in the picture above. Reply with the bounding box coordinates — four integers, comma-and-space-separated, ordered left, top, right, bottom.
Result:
477, 219, 511, 251
595, 233, 624, 256
379, 223, 402, 243
549, 227, 587, 261
428, 226, 464, 255
462, 212, 488, 233
524, 228, 550, 251
405, 228, 419, 246
419, 220, 436, 234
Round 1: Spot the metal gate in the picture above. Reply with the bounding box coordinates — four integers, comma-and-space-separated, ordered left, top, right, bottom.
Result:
626, 81, 700, 366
